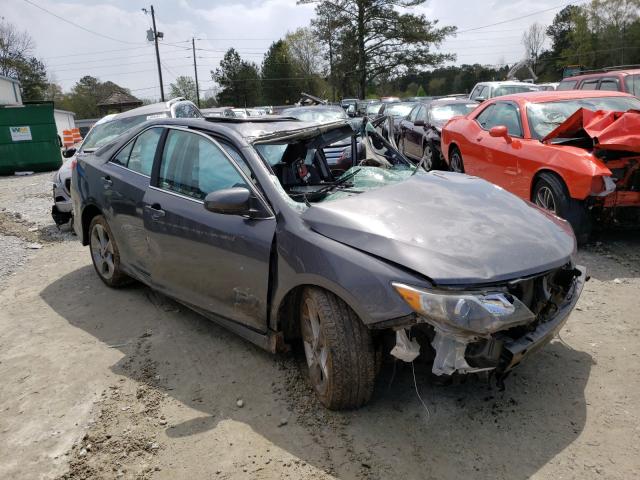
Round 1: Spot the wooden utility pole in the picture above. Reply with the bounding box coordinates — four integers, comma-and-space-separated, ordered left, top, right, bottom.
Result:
147, 5, 164, 101
192, 38, 200, 107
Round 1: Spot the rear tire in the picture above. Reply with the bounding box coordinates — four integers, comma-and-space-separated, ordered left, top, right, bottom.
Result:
533, 172, 591, 243
449, 146, 464, 173
299, 287, 375, 410
89, 215, 132, 288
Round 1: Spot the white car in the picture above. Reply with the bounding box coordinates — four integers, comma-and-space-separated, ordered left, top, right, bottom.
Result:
468, 81, 540, 102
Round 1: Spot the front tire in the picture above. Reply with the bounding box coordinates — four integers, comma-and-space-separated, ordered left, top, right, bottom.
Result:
449, 146, 464, 173
533, 172, 591, 243
89, 215, 131, 287
300, 287, 375, 410
422, 142, 435, 171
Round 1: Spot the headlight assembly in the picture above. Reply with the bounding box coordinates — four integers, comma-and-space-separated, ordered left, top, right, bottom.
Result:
392, 282, 535, 335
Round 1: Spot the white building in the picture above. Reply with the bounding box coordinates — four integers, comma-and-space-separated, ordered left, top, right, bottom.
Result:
0, 75, 22, 105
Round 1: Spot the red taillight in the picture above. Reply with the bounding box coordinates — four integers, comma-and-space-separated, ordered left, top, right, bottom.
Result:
70, 158, 77, 170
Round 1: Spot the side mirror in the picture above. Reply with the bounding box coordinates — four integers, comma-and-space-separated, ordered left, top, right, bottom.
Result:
63, 147, 77, 158
414, 120, 425, 127
475, 97, 486, 103
204, 187, 251, 215
489, 125, 511, 143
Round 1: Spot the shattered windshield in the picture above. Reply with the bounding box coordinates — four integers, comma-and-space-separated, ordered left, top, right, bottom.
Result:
254, 120, 420, 208
82, 114, 160, 151
527, 96, 640, 139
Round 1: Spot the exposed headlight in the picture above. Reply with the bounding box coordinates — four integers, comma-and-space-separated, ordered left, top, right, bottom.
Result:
392, 283, 535, 335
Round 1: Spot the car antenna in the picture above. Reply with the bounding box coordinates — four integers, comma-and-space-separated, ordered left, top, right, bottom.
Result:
302, 192, 311, 207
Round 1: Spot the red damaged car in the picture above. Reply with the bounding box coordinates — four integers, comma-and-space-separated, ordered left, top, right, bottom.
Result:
441, 90, 640, 240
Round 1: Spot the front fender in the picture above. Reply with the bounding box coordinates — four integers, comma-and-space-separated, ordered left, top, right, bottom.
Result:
269, 227, 425, 331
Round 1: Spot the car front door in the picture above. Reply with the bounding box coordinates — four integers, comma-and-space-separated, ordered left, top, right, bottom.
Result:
466, 101, 525, 193
100, 126, 163, 279
143, 127, 276, 332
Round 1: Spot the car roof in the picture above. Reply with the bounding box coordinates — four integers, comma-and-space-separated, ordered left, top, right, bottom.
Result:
474, 81, 535, 87
484, 89, 633, 103
145, 116, 350, 142
563, 68, 640, 81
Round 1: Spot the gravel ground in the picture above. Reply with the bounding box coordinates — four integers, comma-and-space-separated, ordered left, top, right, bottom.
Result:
0, 171, 639, 480
0, 171, 73, 285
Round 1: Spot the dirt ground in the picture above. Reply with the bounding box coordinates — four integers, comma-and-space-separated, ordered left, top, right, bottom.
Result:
1, 172, 639, 480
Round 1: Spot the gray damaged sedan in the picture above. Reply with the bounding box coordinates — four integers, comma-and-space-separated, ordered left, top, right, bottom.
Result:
71, 116, 586, 409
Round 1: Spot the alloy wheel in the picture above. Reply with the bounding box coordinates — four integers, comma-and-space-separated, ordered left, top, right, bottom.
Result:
422, 145, 433, 171
535, 186, 557, 213
90, 223, 115, 280
301, 297, 329, 394
450, 151, 463, 172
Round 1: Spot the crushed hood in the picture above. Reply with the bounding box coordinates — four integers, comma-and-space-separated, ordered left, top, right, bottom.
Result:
543, 108, 640, 153
302, 172, 575, 285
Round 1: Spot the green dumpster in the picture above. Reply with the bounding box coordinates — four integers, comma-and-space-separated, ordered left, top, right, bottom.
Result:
0, 101, 62, 175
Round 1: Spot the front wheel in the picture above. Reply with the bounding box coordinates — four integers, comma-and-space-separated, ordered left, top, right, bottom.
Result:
89, 215, 132, 287
449, 147, 464, 173
533, 172, 591, 243
300, 288, 375, 410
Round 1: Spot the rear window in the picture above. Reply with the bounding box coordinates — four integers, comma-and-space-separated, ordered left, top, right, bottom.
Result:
624, 74, 640, 96
557, 80, 577, 90
82, 114, 152, 151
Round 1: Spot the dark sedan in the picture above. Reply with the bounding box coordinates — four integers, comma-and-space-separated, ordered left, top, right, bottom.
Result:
71, 116, 585, 409
398, 99, 478, 170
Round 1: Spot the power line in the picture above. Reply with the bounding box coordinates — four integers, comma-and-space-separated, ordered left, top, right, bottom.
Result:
21, 0, 145, 45
41, 43, 189, 60
456, 1, 588, 34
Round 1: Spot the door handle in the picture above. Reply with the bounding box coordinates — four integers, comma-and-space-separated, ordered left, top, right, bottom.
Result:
145, 203, 165, 220
101, 175, 113, 187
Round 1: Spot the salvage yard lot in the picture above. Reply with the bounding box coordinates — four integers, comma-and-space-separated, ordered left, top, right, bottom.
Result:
1, 172, 639, 480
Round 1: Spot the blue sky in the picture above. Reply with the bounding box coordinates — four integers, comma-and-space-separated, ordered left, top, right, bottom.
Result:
4, 0, 573, 98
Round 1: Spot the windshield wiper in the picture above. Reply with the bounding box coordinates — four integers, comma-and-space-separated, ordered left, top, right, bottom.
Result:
313, 168, 362, 195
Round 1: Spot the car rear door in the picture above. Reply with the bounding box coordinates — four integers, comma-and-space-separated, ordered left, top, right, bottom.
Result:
464, 101, 524, 193
100, 126, 164, 280
143, 127, 276, 332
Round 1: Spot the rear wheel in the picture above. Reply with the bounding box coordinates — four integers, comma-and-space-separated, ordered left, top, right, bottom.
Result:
300, 287, 375, 410
89, 215, 131, 287
533, 172, 591, 243
449, 146, 464, 173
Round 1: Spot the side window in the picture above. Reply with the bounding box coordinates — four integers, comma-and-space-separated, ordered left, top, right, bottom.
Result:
112, 141, 134, 166
470, 86, 482, 100
489, 103, 522, 137
475, 104, 495, 128
580, 79, 599, 90
127, 128, 163, 176
158, 129, 247, 201
476, 103, 522, 137
599, 78, 619, 91
417, 106, 429, 122
557, 80, 577, 90
408, 106, 420, 122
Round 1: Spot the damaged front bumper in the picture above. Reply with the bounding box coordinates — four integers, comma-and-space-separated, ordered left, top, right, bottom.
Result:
391, 265, 587, 377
